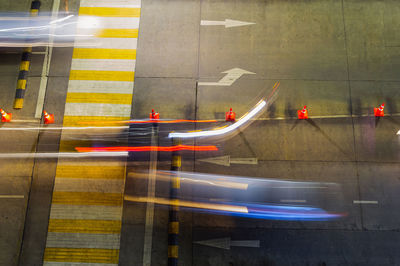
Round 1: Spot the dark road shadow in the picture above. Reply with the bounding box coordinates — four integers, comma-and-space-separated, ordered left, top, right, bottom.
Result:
375, 116, 381, 128
290, 119, 300, 131
305, 119, 349, 157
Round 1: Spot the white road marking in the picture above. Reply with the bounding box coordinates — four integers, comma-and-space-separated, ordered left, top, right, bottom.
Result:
50, 205, 122, 220
201, 19, 255, 28
74, 37, 137, 49
142, 126, 158, 266
280, 199, 307, 203
71, 59, 136, 71
353, 200, 378, 204
0, 195, 24, 199
77, 17, 140, 29
64, 103, 131, 117
194, 237, 260, 250
0, 152, 128, 159
80, 0, 141, 8
34, 0, 60, 119
68, 80, 134, 94
198, 68, 255, 86
46, 232, 120, 249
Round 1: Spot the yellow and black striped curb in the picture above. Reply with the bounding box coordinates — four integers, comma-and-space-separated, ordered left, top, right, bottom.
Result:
168, 147, 181, 266
13, 0, 41, 109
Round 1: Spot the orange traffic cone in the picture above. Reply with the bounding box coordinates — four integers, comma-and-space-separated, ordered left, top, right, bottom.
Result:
374, 103, 385, 117
0, 108, 12, 122
149, 109, 159, 120
297, 106, 309, 119
43, 110, 54, 124
225, 108, 236, 122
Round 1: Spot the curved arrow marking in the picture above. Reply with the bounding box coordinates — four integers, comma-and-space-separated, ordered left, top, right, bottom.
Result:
198, 68, 255, 86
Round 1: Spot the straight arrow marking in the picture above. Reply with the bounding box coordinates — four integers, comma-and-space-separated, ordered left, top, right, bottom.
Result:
198, 68, 255, 87
194, 237, 260, 250
201, 19, 256, 28
198, 155, 258, 166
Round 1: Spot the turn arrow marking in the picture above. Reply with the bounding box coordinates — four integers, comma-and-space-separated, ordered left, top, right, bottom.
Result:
198, 68, 255, 86
194, 237, 260, 250
201, 19, 255, 28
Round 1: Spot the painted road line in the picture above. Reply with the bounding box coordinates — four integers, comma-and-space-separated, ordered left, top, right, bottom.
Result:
62, 116, 130, 127
69, 70, 134, 82
50, 205, 122, 220
80, 0, 141, 8
0, 126, 128, 131
64, 103, 131, 117
198, 68, 255, 86
44, 263, 118, 266
0, 195, 24, 199
54, 178, 124, 193
72, 48, 136, 60
74, 37, 138, 49
77, 17, 140, 29
280, 199, 307, 203
201, 19, 255, 28
46, 232, 120, 249
79, 7, 140, 17
52, 192, 123, 206
353, 200, 378, 204
66, 92, 132, 104
142, 126, 158, 266
43, 247, 119, 263
48, 219, 121, 234
96, 29, 139, 38
194, 238, 260, 250
0, 152, 128, 159
56, 165, 126, 179
68, 80, 134, 94
71, 59, 136, 71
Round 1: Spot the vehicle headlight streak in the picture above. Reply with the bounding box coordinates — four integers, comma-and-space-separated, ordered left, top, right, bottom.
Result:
168, 100, 267, 139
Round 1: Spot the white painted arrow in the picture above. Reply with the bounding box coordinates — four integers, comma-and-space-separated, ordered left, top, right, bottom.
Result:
198, 68, 255, 86
198, 155, 258, 166
201, 19, 255, 28
194, 237, 260, 250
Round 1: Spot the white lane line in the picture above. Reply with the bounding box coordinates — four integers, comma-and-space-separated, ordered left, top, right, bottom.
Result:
74, 37, 137, 49
68, 80, 134, 94
280, 199, 307, 203
50, 205, 122, 220
77, 17, 140, 29
142, 126, 158, 266
0, 152, 128, 159
0, 195, 24, 199
46, 232, 120, 249
34, 0, 60, 119
9, 119, 40, 123
64, 103, 131, 117
80, 0, 141, 8
353, 200, 378, 204
54, 178, 124, 193
71, 59, 136, 71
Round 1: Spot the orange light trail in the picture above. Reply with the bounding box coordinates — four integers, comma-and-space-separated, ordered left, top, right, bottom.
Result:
75, 144, 218, 152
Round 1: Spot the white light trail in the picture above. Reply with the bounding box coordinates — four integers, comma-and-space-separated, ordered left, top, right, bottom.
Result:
168, 100, 266, 138
0, 152, 128, 159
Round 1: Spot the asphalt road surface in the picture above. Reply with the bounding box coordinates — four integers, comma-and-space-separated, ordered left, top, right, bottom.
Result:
1, 0, 400, 266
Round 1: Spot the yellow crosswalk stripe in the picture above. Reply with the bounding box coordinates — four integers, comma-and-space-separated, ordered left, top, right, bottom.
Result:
63, 116, 129, 127
56, 165, 126, 179
79, 7, 140, 17
48, 219, 121, 234
97, 28, 139, 38
44, 247, 119, 263
52, 192, 123, 206
66, 92, 133, 105
70, 70, 135, 82
72, 48, 136, 60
